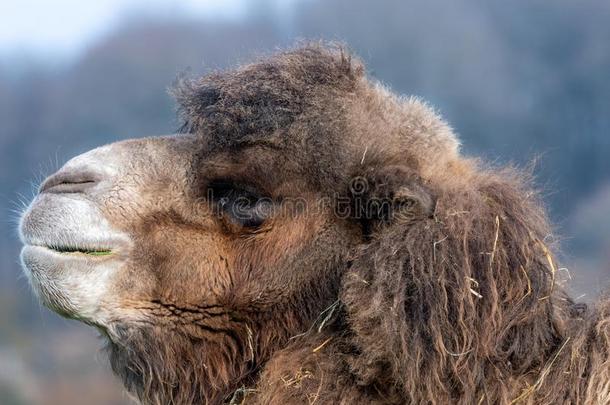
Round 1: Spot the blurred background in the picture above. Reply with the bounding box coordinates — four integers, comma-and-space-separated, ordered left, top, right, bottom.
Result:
1, 0, 610, 403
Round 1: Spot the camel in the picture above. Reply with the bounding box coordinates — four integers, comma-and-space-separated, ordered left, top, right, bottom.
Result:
19, 44, 610, 404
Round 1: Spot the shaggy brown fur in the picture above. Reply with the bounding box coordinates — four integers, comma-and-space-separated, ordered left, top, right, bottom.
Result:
23, 43, 610, 404
172, 44, 609, 404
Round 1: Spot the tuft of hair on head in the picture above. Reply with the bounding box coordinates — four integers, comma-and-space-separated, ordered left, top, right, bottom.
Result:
171, 42, 365, 149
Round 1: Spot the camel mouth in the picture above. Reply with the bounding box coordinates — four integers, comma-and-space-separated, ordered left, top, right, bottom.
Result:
20, 244, 119, 270
44, 245, 114, 256
18, 189, 131, 322
21, 243, 118, 259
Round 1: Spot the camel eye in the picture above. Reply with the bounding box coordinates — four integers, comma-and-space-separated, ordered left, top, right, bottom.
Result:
207, 180, 273, 227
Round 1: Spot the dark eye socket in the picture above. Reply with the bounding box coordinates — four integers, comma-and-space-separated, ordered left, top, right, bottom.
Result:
207, 180, 273, 227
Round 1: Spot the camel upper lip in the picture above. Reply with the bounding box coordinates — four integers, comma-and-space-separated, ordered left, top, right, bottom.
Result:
19, 223, 130, 254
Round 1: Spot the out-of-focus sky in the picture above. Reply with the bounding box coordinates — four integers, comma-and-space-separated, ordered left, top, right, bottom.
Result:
0, 0, 298, 59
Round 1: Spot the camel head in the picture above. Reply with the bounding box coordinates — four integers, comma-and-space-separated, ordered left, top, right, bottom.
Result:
19, 45, 610, 404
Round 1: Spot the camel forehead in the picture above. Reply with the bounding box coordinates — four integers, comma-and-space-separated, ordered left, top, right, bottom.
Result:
174, 46, 460, 180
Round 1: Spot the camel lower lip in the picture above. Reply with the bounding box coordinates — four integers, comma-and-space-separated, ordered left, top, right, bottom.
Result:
20, 244, 121, 323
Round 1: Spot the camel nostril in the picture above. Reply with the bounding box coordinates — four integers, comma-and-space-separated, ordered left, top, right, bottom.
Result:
39, 170, 101, 194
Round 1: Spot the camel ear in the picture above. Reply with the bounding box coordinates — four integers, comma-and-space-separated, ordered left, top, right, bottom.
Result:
349, 165, 435, 235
